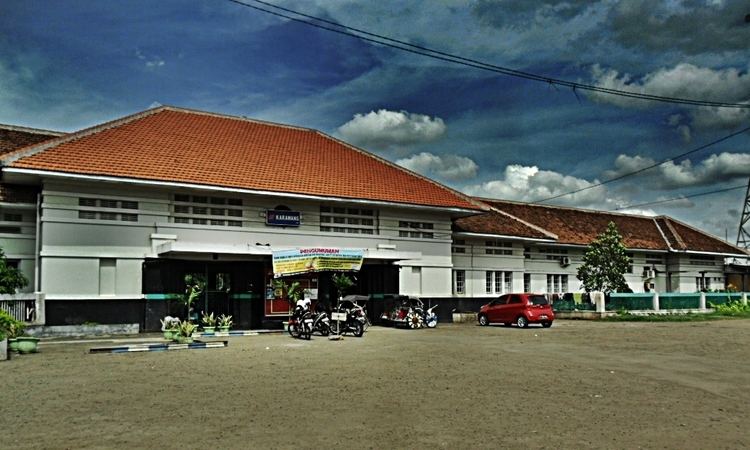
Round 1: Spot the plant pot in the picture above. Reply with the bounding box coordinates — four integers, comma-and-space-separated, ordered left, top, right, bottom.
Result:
218, 326, 230, 333
202, 326, 216, 333
175, 336, 193, 344
16, 336, 40, 354
8, 338, 19, 353
163, 330, 177, 340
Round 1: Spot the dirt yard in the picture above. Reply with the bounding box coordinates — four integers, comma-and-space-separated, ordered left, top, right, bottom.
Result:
3, 319, 750, 449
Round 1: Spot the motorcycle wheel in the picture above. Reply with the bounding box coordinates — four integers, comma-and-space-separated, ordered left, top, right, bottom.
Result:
318, 324, 330, 336
426, 315, 438, 328
288, 322, 301, 338
352, 320, 364, 337
407, 312, 423, 329
303, 326, 312, 340
329, 320, 340, 335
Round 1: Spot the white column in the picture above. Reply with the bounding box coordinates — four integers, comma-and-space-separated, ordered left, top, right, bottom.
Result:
34, 292, 46, 325
652, 292, 660, 311
742, 292, 748, 306
592, 292, 605, 313
699, 292, 706, 310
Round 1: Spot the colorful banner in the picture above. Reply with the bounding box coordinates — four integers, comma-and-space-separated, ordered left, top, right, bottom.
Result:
272, 248, 364, 276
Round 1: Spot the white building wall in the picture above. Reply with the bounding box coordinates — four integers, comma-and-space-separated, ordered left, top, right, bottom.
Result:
35, 179, 456, 300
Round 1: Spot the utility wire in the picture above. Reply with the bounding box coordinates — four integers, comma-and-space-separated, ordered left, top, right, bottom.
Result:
612, 184, 747, 211
532, 123, 750, 203
226, 0, 750, 109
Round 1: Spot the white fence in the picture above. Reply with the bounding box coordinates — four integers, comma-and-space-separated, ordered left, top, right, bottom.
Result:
0, 293, 45, 324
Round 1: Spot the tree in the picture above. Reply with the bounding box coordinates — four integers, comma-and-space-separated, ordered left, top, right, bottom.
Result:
576, 222, 630, 294
0, 247, 28, 294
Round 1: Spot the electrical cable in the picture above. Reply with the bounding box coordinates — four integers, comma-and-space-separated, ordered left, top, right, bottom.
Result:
532, 123, 750, 203
612, 184, 747, 211
226, 0, 750, 109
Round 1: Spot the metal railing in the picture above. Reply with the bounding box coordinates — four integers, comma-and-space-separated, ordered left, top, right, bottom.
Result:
0, 294, 39, 323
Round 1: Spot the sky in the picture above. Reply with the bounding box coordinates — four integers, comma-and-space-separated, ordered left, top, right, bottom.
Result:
1, 0, 749, 241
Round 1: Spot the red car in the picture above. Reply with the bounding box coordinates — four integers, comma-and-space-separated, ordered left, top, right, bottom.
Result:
478, 293, 554, 328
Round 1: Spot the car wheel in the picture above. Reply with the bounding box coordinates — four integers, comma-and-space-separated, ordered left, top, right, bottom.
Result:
516, 316, 528, 328
542, 321, 553, 328
478, 314, 489, 326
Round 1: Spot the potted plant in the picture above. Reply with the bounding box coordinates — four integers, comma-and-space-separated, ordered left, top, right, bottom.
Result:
175, 321, 198, 344
217, 314, 233, 333
1, 312, 26, 353
201, 312, 217, 333
160, 316, 181, 340
183, 274, 206, 322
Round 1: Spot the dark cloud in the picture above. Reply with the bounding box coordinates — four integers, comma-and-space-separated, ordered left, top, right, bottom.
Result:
608, 0, 750, 55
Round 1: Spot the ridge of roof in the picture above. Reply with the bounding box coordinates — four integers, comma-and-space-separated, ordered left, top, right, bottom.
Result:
472, 197, 558, 239
0, 124, 65, 137
480, 197, 659, 221
656, 216, 687, 250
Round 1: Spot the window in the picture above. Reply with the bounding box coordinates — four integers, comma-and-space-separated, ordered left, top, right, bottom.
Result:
524, 273, 531, 292
524, 247, 531, 259
454, 270, 465, 294
452, 239, 466, 254
690, 255, 717, 266
398, 221, 434, 239
0, 226, 22, 234
172, 194, 242, 227
3, 213, 23, 222
78, 198, 138, 222
546, 274, 568, 293
696, 277, 710, 291
541, 248, 568, 260
485, 271, 512, 294
485, 240, 513, 255
320, 205, 378, 235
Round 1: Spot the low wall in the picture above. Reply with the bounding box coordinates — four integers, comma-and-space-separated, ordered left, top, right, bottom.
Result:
25, 323, 139, 338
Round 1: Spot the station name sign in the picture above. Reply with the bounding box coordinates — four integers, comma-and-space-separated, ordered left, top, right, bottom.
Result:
266, 210, 301, 227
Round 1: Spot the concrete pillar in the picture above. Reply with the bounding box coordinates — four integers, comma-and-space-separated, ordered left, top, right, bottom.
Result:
0, 338, 7, 361
652, 292, 660, 311
699, 292, 706, 310
34, 292, 46, 325
592, 292, 605, 313
742, 292, 747, 306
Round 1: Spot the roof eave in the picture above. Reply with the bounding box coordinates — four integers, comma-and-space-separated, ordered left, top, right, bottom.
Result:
1, 167, 483, 214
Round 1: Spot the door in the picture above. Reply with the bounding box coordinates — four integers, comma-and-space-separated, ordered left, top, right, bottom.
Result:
505, 294, 524, 322
487, 295, 508, 322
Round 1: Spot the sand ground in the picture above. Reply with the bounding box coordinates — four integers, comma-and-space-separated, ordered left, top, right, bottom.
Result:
2, 319, 749, 449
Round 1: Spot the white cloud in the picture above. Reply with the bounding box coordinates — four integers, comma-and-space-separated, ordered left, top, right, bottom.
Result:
463, 164, 609, 207
603, 152, 750, 189
588, 63, 750, 131
135, 49, 166, 69
396, 152, 478, 181
337, 109, 446, 150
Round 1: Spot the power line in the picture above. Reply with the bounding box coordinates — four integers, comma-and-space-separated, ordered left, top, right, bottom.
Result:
532, 123, 750, 203
226, 0, 750, 109
612, 184, 747, 211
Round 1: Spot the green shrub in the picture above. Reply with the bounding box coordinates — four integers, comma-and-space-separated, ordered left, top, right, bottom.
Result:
0, 309, 25, 337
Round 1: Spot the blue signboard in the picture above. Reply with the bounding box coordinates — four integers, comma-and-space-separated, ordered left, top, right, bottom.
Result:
266, 210, 301, 227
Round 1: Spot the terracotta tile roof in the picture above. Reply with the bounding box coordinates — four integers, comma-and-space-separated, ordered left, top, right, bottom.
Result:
0, 124, 63, 156
1, 107, 485, 211
454, 211, 556, 240
475, 198, 747, 255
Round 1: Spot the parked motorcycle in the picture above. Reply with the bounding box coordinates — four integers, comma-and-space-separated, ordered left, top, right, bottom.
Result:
329, 299, 365, 337
311, 308, 331, 336
287, 306, 313, 340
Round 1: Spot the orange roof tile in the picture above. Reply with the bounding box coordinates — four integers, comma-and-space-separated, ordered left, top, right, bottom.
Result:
2, 107, 485, 211
477, 198, 747, 255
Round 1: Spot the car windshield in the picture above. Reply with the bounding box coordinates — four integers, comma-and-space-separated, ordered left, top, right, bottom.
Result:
529, 295, 548, 305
